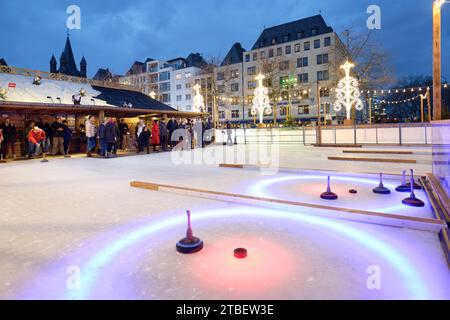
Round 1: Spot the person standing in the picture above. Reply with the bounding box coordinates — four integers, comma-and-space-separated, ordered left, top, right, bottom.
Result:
118, 119, 129, 151
159, 119, 169, 152
98, 118, 107, 157
62, 120, 72, 156
167, 117, 178, 148
113, 119, 120, 155
104, 118, 118, 158
151, 120, 160, 152
51, 117, 65, 155
1, 118, 17, 159
226, 120, 233, 146
85, 115, 96, 157
27, 126, 46, 159
138, 126, 150, 154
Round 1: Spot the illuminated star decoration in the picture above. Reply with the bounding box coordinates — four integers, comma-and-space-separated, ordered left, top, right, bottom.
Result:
251, 73, 272, 124
334, 60, 364, 120
193, 84, 205, 113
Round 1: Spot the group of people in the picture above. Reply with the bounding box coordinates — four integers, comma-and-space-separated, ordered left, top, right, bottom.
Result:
85, 116, 122, 158
0, 117, 73, 160
25, 117, 72, 159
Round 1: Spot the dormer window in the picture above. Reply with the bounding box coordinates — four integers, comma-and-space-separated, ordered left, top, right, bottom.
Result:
297, 31, 304, 39
283, 34, 290, 42
272, 37, 278, 45
311, 27, 319, 36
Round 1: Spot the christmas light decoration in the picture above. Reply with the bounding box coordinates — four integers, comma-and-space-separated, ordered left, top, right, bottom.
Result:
251, 73, 272, 124
334, 61, 364, 120
0, 88, 6, 100
192, 84, 205, 112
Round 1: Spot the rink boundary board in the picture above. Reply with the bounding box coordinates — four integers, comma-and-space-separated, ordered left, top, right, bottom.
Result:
130, 181, 445, 233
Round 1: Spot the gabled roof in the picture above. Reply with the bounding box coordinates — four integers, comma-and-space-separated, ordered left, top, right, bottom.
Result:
221, 43, 245, 66
93, 68, 113, 81
0, 58, 8, 66
126, 61, 146, 76
59, 36, 81, 77
252, 15, 333, 50
186, 53, 206, 68
91, 86, 176, 111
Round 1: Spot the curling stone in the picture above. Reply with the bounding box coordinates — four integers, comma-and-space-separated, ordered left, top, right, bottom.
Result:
373, 173, 391, 195
320, 176, 338, 200
349, 189, 358, 194
402, 169, 425, 207
176, 210, 203, 254
395, 170, 410, 193
234, 248, 247, 259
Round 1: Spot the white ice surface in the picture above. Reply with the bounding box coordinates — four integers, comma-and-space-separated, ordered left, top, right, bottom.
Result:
0, 145, 448, 300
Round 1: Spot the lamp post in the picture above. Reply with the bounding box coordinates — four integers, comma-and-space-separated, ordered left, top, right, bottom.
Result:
433, 0, 446, 121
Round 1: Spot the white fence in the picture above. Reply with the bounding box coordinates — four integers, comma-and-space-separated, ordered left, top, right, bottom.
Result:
214, 123, 433, 145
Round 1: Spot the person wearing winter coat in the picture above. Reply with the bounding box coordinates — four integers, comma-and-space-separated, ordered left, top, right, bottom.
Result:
27, 127, 46, 158
98, 119, 107, 157
51, 117, 65, 156
167, 118, 178, 148
1, 118, 17, 159
62, 120, 72, 155
138, 126, 150, 154
104, 119, 118, 158
151, 120, 160, 152
85, 115, 97, 157
159, 120, 169, 152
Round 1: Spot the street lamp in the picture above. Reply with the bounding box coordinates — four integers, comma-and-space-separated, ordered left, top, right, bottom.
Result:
433, 0, 447, 121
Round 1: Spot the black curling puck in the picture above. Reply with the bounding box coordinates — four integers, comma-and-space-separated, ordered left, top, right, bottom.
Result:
234, 248, 247, 259
349, 189, 358, 194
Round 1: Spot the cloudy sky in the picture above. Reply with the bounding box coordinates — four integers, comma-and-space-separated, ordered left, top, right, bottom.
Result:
0, 0, 449, 82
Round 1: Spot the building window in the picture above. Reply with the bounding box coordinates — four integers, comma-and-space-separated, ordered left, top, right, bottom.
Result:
253, 52, 258, 61
245, 54, 250, 62
248, 109, 255, 117
277, 47, 282, 56
248, 81, 257, 89
304, 41, 310, 51
161, 94, 171, 103
247, 66, 256, 75
175, 74, 182, 80
279, 61, 290, 70
324, 37, 331, 47
231, 97, 240, 105
282, 34, 290, 42
185, 72, 192, 78
271, 37, 278, 45
317, 54, 329, 65
300, 90, 310, 99
294, 43, 301, 52
280, 108, 287, 116
298, 105, 310, 115
185, 83, 191, 89
297, 31, 304, 39
159, 71, 170, 81
219, 111, 225, 119
268, 49, 274, 58
176, 95, 182, 101
231, 83, 239, 92
260, 51, 266, 59
297, 57, 308, 68
311, 27, 319, 36
298, 73, 309, 84
186, 105, 191, 111
285, 45, 291, 55
317, 70, 329, 81
314, 39, 321, 49
217, 72, 225, 81
185, 94, 192, 100
320, 87, 330, 97
232, 110, 240, 118
218, 85, 225, 93
159, 82, 171, 92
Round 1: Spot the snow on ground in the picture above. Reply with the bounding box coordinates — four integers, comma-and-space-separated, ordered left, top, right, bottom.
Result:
0, 144, 448, 299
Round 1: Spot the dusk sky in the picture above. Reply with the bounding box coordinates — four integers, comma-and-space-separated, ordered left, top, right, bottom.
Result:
0, 0, 449, 83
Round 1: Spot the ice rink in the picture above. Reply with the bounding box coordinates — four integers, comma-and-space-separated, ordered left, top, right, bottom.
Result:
1, 144, 449, 300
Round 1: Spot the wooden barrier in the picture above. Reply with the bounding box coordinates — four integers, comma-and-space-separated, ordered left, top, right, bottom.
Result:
219, 164, 244, 169
130, 181, 445, 233
343, 150, 414, 155
328, 157, 417, 164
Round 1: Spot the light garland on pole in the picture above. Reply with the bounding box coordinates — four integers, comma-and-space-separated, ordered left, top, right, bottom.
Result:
251, 73, 272, 124
334, 60, 364, 120
192, 84, 205, 113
